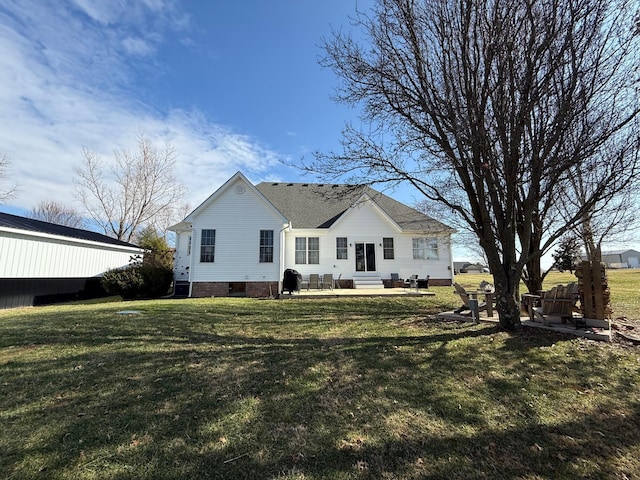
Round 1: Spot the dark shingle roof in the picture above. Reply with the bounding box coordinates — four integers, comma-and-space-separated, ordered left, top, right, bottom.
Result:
255, 182, 452, 232
0, 212, 139, 248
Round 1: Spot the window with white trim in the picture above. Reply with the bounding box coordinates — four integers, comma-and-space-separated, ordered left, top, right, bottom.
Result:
412, 237, 438, 260
336, 237, 348, 259
259, 230, 274, 263
200, 229, 216, 262
308, 237, 319, 264
295, 237, 306, 264
295, 237, 320, 264
383, 237, 394, 259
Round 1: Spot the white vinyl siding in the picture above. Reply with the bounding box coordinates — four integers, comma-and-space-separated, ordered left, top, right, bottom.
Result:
188, 178, 284, 282
282, 201, 452, 282
0, 229, 140, 278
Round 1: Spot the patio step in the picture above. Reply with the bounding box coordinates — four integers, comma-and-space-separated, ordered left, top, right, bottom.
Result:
353, 274, 384, 289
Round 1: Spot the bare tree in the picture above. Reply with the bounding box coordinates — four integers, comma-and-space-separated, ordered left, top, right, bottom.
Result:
28, 200, 86, 228
415, 198, 488, 265
0, 153, 17, 202
74, 135, 188, 243
311, 0, 640, 329
563, 151, 640, 263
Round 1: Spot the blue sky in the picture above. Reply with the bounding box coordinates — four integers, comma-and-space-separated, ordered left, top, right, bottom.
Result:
3, 1, 635, 265
0, 0, 405, 217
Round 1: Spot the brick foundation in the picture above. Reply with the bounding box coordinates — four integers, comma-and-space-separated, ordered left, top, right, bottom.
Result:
246, 282, 278, 297
190, 282, 278, 298
191, 282, 230, 297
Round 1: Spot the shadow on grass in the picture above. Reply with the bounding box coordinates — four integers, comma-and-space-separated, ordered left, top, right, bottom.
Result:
2, 300, 639, 479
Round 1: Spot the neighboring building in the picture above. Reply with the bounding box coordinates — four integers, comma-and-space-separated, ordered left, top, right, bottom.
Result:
453, 261, 488, 274
0, 212, 143, 308
600, 250, 640, 269
169, 171, 455, 298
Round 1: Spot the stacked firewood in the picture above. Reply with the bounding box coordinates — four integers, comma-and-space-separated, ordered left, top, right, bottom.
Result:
575, 261, 612, 320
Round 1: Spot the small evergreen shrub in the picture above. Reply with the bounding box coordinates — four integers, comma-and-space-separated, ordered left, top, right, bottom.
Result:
102, 228, 175, 300
140, 265, 174, 298
101, 266, 145, 300
101, 265, 173, 299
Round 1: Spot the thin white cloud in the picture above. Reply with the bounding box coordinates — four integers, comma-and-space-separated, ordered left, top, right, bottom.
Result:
122, 37, 156, 56
0, 1, 285, 213
69, 0, 122, 25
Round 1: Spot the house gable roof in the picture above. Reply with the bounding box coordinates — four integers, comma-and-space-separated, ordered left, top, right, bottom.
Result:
182, 171, 287, 225
328, 193, 402, 232
0, 212, 139, 248
255, 182, 452, 232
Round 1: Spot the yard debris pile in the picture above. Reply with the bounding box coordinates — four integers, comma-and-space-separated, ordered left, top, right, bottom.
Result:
611, 318, 640, 345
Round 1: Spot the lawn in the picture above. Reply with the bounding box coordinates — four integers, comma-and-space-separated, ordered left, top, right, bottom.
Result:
1, 274, 640, 479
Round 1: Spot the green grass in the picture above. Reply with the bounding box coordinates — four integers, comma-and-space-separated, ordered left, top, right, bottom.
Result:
2, 292, 640, 479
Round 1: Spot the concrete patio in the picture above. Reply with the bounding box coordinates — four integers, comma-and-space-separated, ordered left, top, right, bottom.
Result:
278, 287, 435, 299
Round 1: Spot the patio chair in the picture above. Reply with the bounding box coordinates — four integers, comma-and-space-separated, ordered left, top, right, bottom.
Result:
417, 274, 430, 290
308, 273, 320, 290
335, 273, 342, 289
403, 274, 418, 290
322, 273, 334, 290
453, 282, 487, 314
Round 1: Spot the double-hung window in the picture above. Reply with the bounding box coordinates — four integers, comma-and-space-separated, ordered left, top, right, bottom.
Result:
308, 237, 319, 264
200, 229, 216, 262
295, 237, 307, 264
336, 237, 348, 260
259, 230, 274, 263
383, 237, 394, 259
412, 237, 439, 260
295, 237, 320, 264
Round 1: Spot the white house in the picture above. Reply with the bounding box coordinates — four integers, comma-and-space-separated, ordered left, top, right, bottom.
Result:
169, 172, 454, 298
0, 212, 143, 308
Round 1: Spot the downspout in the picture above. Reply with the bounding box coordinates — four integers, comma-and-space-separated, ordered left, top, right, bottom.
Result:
187, 224, 195, 298
279, 221, 291, 295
